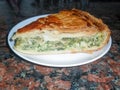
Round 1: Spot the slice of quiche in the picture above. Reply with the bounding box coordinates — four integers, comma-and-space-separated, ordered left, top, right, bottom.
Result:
11, 9, 111, 54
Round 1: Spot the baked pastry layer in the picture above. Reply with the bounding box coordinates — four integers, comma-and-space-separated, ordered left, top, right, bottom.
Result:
12, 9, 111, 54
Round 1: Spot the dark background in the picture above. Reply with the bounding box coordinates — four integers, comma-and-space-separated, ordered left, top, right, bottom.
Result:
91, 0, 120, 2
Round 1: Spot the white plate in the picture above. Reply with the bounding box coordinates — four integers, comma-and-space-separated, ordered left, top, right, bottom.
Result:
7, 15, 112, 67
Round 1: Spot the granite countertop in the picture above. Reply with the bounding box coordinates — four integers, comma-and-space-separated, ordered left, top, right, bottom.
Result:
0, 1, 120, 89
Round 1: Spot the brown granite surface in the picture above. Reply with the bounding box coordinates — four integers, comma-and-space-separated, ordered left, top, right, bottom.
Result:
0, 0, 120, 89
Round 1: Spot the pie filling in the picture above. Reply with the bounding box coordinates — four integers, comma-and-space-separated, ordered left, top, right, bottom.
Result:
14, 33, 105, 52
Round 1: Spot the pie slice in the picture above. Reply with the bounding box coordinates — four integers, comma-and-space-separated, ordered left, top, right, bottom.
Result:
11, 9, 111, 54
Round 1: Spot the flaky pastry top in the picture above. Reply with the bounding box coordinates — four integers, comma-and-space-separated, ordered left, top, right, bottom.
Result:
16, 9, 110, 36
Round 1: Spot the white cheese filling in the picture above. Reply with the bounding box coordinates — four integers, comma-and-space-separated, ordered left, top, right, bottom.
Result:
13, 31, 105, 52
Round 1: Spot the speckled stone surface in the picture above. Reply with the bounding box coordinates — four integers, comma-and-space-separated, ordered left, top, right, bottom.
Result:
0, 0, 120, 89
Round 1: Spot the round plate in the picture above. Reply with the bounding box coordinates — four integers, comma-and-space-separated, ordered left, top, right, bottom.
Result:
7, 15, 112, 67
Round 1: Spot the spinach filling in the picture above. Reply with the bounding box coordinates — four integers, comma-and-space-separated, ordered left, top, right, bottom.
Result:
15, 33, 104, 52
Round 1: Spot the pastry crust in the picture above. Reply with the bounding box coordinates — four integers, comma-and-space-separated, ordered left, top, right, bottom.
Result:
12, 9, 111, 54
16, 9, 110, 35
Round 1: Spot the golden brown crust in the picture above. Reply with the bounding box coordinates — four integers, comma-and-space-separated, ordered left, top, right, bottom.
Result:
16, 9, 110, 35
